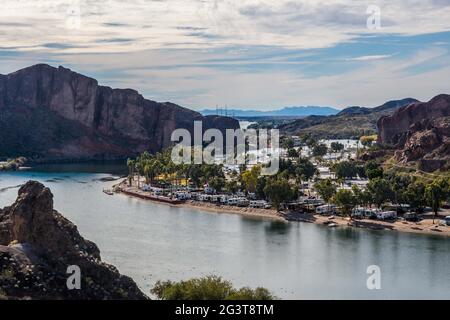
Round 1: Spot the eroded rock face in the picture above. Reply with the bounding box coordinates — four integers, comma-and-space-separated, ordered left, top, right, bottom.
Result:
377, 94, 450, 146
0, 181, 147, 300
377, 95, 450, 172
0, 64, 239, 161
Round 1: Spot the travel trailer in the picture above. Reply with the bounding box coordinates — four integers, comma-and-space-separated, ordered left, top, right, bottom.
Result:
249, 200, 269, 208
227, 198, 239, 206
174, 192, 191, 201
236, 198, 250, 207
376, 210, 397, 220
316, 205, 337, 215
152, 188, 164, 196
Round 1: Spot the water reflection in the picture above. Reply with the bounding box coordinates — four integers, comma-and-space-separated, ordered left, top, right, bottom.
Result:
0, 165, 449, 299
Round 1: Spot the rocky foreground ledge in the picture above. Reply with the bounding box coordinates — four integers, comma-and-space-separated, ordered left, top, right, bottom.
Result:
0, 181, 147, 300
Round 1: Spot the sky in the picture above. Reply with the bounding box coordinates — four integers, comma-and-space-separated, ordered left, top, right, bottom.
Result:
0, 0, 449, 110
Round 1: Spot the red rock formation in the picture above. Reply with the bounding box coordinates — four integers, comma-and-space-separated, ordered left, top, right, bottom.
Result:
377, 94, 450, 171
377, 94, 450, 146
0, 64, 239, 161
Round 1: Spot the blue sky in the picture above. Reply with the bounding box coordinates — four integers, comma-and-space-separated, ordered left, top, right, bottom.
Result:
0, 0, 449, 110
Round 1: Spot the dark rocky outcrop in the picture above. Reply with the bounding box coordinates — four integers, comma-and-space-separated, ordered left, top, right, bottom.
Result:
377, 94, 450, 172
0, 64, 239, 162
0, 181, 147, 300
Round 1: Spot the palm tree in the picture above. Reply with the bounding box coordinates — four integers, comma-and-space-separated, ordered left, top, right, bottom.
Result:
127, 158, 136, 186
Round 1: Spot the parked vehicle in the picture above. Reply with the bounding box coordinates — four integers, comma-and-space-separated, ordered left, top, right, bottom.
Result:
376, 210, 397, 220
204, 185, 216, 195
249, 200, 269, 208
351, 207, 367, 219
445, 216, 450, 226
227, 198, 239, 206
174, 192, 190, 200
236, 198, 250, 207
365, 208, 381, 219
219, 195, 229, 204
199, 194, 212, 201
404, 212, 421, 222
316, 205, 337, 215
152, 188, 164, 196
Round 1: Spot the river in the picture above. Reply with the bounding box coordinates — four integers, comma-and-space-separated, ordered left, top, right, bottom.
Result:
0, 164, 449, 299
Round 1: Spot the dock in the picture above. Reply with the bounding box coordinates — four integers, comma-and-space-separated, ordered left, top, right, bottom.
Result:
119, 187, 184, 205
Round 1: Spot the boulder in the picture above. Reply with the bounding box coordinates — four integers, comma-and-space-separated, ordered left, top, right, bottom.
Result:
0, 181, 147, 300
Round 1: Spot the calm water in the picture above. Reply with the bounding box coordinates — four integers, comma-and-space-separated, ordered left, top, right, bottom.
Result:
0, 165, 449, 299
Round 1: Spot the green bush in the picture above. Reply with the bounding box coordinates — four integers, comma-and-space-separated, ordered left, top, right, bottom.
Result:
151, 275, 276, 300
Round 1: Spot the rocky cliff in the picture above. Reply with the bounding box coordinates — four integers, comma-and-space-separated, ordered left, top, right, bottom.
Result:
377, 94, 450, 145
0, 181, 147, 300
0, 64, 239, 162
377, 94, 450, 171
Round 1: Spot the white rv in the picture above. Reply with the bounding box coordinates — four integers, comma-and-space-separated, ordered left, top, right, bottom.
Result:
316, 205, 337, 215
250, 200, 268, 208
227, 198, 239, 206
236, 198, 250, 207
376, 210, 397, 220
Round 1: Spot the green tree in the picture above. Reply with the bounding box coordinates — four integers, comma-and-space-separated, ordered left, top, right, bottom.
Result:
126, 158, 136, 186
287, 148, 299, 158
425, 178, 449, 223
367, 178, 393, 208
333, 189, 357, 217
295, 157, 317, 181
314, 178, 337, 204
404, 181, 426, 213
282, 137, 294, 149
241, 166, 261, 193
255, 176, 268, 199
364, 161, 383, 180
312, 144, 328, 158
151, 275, 275, 300
332, 161, 358, 179
330, 142, 344, 154
225, 179, 239, 194
264, 179, 298, 210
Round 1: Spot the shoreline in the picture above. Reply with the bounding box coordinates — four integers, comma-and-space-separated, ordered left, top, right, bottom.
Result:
115, 181, 450, 238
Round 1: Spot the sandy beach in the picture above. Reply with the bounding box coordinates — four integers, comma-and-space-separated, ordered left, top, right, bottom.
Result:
115, 181, 450, 237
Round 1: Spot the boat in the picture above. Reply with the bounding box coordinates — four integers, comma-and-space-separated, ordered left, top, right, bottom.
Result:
103, 189, 114, 196
328, 223, 338, 228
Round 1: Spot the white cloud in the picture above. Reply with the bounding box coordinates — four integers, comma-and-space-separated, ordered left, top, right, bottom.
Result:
0, 0, 450, 52
346, 54, 392, 61
0, 1, 449, 108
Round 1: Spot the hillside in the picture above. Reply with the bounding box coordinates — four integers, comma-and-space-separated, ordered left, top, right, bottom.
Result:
378, 94, 450, 172
279, 98, 418, 139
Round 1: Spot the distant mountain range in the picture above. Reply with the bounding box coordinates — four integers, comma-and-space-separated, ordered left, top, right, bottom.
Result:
200, 106, 339, 118
278, 98, 419, 139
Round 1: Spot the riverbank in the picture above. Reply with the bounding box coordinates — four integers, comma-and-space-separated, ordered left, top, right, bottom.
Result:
116, 181, 450, 237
